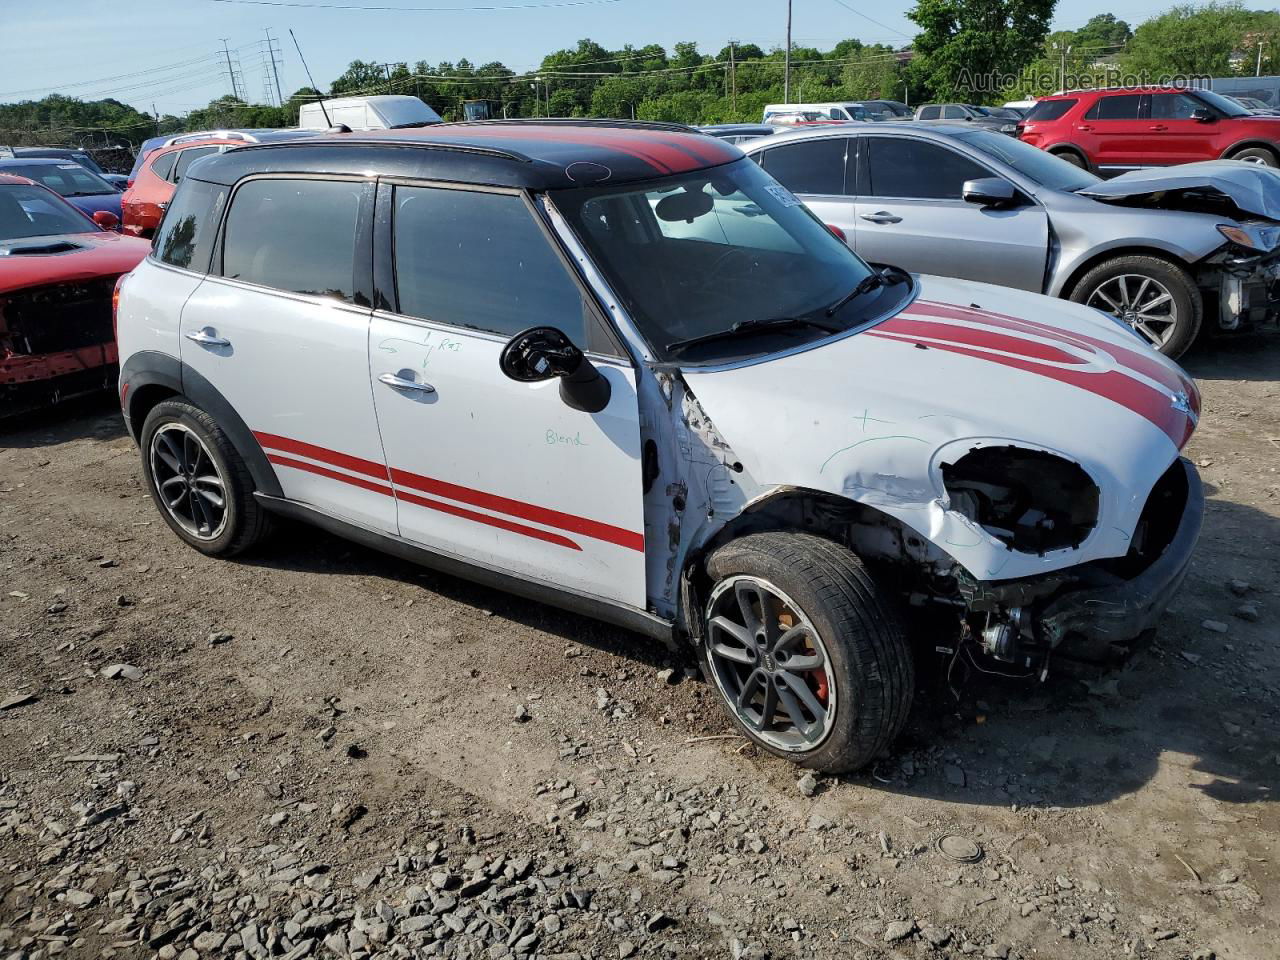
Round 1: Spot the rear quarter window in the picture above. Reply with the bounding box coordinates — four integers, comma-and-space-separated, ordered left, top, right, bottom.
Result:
153, 179, 227, 272
1023, 99, 1077, 122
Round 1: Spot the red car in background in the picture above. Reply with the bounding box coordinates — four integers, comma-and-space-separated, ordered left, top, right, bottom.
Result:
121, 138, 240, 239
1, 174, 149, 418
1018, 86, 1280, 173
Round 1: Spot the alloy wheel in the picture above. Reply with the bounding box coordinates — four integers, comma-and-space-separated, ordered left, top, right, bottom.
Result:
704, 576, 836, 752
149, 423, 228, 541
1086, 273, 1178, 348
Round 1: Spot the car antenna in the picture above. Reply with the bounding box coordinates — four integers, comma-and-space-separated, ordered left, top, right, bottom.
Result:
289, 29, 331, 128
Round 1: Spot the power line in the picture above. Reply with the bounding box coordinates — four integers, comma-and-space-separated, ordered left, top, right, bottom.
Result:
826, 0, 914, 41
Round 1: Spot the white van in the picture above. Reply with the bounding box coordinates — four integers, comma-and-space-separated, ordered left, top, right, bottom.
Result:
763, 102, 873, 122
298, 95, 441, 131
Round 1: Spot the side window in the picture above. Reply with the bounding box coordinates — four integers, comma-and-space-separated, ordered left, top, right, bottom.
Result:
391, 186, 590, 344
829, 108, 847, 120
758, 138, 848, 195
173, 146, 220, 183
941, 106, 965, 119
1150, 93, 1203, 120
150, 152, 178, 182
221, 178, 363, 301
1083, 94, 1142, 120
867, 138, 990, 200
1023, 99, 1076, 122
153, 179, 227, 271
918, 106, 940, 120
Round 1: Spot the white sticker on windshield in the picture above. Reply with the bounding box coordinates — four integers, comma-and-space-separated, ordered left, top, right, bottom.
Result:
57, 164, 81, 170
763, 183, 802, 207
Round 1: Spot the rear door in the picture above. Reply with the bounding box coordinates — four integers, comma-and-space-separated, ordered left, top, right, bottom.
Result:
179, 175, 396, 533
1078, 93, 1147, 171
754, 136, 855, 240
853, 135, 1048, 291
367, 181, 646, 606
1145, 92, 1220, 165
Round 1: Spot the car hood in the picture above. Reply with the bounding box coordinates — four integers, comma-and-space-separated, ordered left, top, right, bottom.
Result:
682, 274, 1199, 582
1078, 160, 1280, 222
0, 231, 150, 294
65, 192, 124, 220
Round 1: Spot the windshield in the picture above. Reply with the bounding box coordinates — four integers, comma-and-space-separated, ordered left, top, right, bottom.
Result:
953, 129, 1100, 192
555, 159, 905, 364
0, 162, 116, 197
1195, 89, 1252, 118
0, 184, 94, 241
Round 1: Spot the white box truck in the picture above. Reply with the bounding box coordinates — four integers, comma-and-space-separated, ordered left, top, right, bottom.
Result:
298, 95, 442, 131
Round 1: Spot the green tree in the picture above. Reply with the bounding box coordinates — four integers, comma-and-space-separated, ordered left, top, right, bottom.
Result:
907, 0, 1057, 102
1121, 3, 1280, 79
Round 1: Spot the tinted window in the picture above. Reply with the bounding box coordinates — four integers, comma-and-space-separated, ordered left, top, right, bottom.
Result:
759, 138, 848, 195
392, 186, 589, 343
150, 151, 178, 182
1084, 94, 1142, 120
173, 146, 220, 183
222, 178, 363, 301
867, 138, 989, 199
1024, 99, 1076, 122
1150, 93, 1202, 120
1194, 88, 1251, 117
918, 106, 940, 120
941, 106, 966, 119
954, 129, 1099, 192
154, 179, 226, 271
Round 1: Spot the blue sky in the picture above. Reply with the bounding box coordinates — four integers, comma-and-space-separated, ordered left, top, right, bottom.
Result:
1, 0, 1274, 115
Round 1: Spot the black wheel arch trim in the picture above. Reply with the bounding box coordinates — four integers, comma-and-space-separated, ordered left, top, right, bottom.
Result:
120, 350, 283, 499
1046, 143, 1091, 168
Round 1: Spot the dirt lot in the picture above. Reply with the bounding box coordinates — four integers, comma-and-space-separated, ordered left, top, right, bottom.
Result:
2, 327, 1277, 960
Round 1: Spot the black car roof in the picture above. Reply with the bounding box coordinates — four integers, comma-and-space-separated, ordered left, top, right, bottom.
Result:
189, 120, 744, 191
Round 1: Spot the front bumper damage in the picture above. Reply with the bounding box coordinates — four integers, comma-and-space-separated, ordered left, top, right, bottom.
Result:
1212, 249, 1280, 331
956, 458, 1203, 664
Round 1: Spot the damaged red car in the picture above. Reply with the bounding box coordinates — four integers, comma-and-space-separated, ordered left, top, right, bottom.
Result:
1, 173, 149, 418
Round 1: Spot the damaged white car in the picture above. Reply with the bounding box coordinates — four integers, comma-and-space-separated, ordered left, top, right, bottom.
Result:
116, 123, 1203, 773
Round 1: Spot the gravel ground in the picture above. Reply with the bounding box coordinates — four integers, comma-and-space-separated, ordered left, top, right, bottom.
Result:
2, 327, 1277, 960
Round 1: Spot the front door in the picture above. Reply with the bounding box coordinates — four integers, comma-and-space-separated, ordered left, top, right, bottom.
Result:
368, 182, 647, 607
852, 136, 1049, 292
1078, 93, 1149, 171
179, 175, 397, 534
1144, 92, 1221, 166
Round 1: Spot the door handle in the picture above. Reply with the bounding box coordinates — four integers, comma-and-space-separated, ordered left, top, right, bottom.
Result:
1075, 124, 1093, 132
1149, 124, 1168, 131
184, 327, 230, 347
860, 211, 902, 224
378, 372, 436, 394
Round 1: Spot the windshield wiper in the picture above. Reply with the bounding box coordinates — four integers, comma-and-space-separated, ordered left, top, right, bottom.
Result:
665, 315, 842, 356
824, 266, 910, 317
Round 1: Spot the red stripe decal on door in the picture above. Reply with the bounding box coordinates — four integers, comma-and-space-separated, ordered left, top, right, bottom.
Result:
390, 467, 645, 552
256, 433, 642, 551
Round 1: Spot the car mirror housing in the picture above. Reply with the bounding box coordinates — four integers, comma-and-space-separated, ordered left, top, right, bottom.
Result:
1191, 108, 1216, 123
499, 326, 611, 414
92, 210, 120, 230
962, 177, 1017, 208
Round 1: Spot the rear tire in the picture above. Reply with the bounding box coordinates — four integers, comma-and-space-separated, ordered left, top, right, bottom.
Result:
1050, 148, 1088, 169
1228, 146, 1278, 166
701, 533, 914, 773
1069, 254, 1202, 358
140, 399, 271, 557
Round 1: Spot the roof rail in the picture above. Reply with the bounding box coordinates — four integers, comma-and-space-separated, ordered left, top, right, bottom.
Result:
230, 137, 534, 165
437, 118, 698, 135
164, 130, 259, 147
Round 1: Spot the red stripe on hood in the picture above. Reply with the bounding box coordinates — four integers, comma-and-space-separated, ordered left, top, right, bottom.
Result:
878, 315, 1090, 365
866, 329, 1193, 447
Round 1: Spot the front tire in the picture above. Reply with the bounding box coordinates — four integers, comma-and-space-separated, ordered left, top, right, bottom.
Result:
140, 399, 271, 556
1229, 146, 1278, 166
1069, 254, 1202, 358
1050, 148, 1088, 169
701, 533, 914, 773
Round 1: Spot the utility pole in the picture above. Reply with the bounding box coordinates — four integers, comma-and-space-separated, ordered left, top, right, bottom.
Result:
784, 0, 792, 103
729, 40, 737, 115
265, 29, 284, 106
222, 39, 240, 99
1258, 40, 1266, 77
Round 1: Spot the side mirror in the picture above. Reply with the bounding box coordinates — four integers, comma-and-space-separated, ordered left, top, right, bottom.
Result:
962, 177, 1017, 208
499, 326, 611, 414
1191, 107, 1216, 123
92, 210, 120, 230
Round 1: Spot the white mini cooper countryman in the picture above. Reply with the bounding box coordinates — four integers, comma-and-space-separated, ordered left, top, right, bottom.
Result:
116, 120, 1203, 773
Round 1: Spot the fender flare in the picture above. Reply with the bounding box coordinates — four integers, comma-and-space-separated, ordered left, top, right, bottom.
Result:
119, 350, 283, 499
1217, 137, 1280, 160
